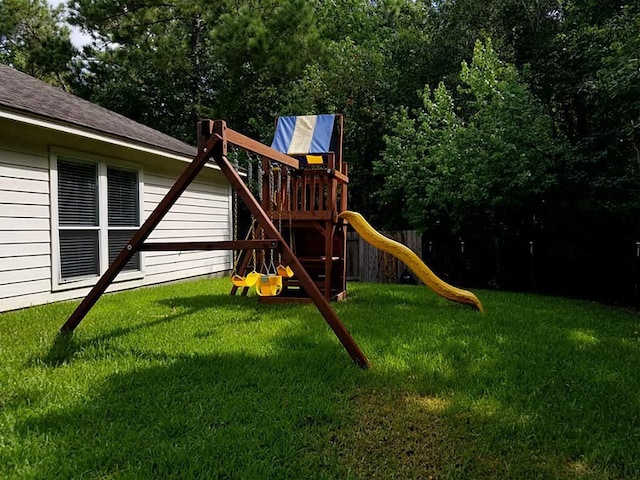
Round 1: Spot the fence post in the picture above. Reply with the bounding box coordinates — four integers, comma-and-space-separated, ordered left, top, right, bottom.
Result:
459, 239, 465, 286
635, 241, 640, 307
530, 240, 536, 292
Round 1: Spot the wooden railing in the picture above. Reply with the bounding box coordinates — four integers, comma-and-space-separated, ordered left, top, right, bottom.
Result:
263, 153, 348, 221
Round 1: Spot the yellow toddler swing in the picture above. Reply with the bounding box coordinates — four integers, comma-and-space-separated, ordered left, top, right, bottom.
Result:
231, 264, 260, 288
230, 218, 261, 287
255, 164, 300, 296
256, 252, 283, 297
255, 228, 284, 296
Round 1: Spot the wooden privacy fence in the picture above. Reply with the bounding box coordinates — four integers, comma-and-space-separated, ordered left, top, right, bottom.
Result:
348, 225, 640, 307
346, 230, 422, 283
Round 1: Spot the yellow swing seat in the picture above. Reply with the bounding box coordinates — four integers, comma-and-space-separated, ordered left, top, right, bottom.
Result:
256, 274, 283, 296
231, 270, 260, 287
276, 264, 294, 278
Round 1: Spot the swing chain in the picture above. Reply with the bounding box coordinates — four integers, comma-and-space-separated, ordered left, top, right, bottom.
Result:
286, 167, 295, 252
269, 248, 276, 274
269, 162, 275, 210
230, 148, 239, 272
257, 156, 263, 203
231, 217, 256, 275
252, 243, 257, 271
247, 153, 253, 193
277, 170, 283, 264
233, 189, 238, 245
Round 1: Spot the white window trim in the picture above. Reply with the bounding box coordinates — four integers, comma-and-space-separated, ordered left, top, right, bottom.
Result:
50, 147, 145, 292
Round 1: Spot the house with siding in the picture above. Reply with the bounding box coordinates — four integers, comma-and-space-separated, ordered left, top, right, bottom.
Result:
0, 63, 232, 312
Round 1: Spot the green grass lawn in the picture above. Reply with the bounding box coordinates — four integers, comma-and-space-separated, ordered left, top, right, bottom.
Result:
1, 278, 639, 479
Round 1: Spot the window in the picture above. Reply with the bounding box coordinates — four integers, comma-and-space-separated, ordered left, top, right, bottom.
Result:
57, 160, 99, 279
54, 155, 142, 286
106, 166, 140, 271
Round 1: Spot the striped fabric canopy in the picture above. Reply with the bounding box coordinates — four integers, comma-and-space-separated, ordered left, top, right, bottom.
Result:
271, 115, 335, 155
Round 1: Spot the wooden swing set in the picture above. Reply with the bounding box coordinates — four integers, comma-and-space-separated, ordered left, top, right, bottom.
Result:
59, 118, 369, 368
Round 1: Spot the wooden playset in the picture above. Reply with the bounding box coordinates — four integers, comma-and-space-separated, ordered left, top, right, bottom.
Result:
58, 114, 482, 369
60, 116, 370, 368
229, 114, 349, 304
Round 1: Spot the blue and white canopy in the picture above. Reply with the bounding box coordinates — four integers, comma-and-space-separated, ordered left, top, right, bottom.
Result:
271, 115, 335, 155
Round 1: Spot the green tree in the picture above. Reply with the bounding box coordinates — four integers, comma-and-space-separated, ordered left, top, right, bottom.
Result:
208, 0, 324, 140
70, 0, 222, 142
542, 1, 640, 219
70, 0, 325, 142
283, 0, 438, 220
0, 0, 76, 88
376, 39, 568, 234
425, 0, 564, 86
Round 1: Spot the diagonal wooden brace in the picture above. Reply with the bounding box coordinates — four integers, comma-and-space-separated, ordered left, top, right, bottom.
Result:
60, 136, 221, 333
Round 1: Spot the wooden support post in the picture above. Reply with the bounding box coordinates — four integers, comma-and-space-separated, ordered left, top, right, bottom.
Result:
212, 121, 369, 368
337, 115, 344, 170
340, 223, 348, 294
226, 128, 299, 169
327, 152, 335, 171
60, 136, 220, 333
324, 221, 334, 300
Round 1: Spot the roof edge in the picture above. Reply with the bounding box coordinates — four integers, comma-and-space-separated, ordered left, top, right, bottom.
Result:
0, 107, 213, 167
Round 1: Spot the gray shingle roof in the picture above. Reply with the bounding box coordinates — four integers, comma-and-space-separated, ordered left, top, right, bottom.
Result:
0, 63, 196, 158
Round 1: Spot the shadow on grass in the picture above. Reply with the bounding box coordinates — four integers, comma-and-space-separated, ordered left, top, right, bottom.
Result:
155, 294, 273, 324
18, 346, 362, 479
40, 332, 78, 367
23, 283, 640, 478
37, 310, 199, 367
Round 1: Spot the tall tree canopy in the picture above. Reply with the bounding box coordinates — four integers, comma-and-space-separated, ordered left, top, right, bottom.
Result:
69, 0, 326, 142
546, 2, 640, 218
3, 0, 639, 294
0, 0, 76, 88
69, 0, 223, 142
375, 39, 568, 234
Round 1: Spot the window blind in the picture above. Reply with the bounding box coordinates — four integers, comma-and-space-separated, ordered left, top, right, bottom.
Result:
60, 230, 99, 279
107, 167, 139, 226
56, 158, 142, 282
58, 159, 98, 226
108, 230, 140, 271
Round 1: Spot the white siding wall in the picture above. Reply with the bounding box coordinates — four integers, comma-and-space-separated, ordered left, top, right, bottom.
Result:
0, 145, 231, 312
143, 172, 231, 284
0, 148, 52, 309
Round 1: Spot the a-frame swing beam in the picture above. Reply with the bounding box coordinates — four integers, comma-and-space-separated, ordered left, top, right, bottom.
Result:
59, 120, 369, 369
60, 134, 222, 333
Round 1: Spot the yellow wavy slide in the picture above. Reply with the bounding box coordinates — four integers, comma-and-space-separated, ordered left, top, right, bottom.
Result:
339, 211, 483, 312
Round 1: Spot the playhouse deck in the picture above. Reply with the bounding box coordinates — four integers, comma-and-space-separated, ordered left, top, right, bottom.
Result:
247, 117, 349, 304
263, 158, 348, 303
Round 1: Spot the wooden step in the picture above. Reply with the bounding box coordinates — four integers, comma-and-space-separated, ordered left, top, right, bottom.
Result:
298, 256, 340, 262
258, 288, 347, 305
283, 279, 326, 289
